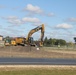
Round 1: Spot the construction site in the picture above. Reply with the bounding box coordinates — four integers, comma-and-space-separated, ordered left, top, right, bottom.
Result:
0, 24, 44, 47
0, 24, 76, 59
0, 0, 76, 75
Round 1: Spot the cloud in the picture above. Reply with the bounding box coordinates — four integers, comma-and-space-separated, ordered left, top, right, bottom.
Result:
23, 4, 55, 17
66, 18, 76, 22
4, 27, 23, 33
47, 13, 55, 17
32, 23, 42, 26
4, 16, 18, 19
23, 4, 43, 14
55, 23, 73, 29
2, 27, 24, 37
2, 16, 23, 25
1, 16, 41, 25
8, 19, 23, 25
22, 17, 40, 23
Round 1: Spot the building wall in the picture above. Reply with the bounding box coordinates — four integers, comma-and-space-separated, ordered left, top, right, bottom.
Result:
0, 36, 3, 41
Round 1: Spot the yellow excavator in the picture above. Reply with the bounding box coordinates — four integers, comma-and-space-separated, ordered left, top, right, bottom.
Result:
25, 24, 45, 46
7, 24, 44, 47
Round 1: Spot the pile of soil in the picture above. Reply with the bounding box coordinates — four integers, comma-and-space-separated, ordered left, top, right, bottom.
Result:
0, 46, 37, 52
0, 46, 76, 58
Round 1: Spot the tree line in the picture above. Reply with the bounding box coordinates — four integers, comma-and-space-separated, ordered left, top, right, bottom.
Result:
44, 37, 71, 46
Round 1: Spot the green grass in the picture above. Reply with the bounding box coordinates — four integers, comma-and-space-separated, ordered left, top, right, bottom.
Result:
0, 69, 76, 75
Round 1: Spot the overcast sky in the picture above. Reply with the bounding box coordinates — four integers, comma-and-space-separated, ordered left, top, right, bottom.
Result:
0, 0, 76, 42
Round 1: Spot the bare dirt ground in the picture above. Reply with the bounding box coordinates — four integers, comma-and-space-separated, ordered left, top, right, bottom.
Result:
0, 65, 76, 71
0, 46, 76, 58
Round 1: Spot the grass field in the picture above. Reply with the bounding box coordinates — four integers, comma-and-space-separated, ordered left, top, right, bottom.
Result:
0, 67, 76, 75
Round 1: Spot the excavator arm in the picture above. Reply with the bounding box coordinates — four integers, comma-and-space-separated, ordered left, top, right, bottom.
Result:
26, 24, 44, 46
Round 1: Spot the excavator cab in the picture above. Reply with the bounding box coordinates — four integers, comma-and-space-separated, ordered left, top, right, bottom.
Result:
28, 37, 35, 46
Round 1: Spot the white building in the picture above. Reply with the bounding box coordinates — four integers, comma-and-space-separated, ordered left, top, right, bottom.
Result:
0, 35, 3, 41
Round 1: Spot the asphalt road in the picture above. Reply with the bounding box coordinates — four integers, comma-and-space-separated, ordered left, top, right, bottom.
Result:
0, 58, 76, 65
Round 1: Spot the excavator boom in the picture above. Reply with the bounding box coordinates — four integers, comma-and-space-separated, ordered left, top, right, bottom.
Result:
26, 24, 44, 46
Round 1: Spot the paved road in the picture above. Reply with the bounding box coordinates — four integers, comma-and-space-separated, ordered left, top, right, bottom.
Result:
0, 58, 76, 65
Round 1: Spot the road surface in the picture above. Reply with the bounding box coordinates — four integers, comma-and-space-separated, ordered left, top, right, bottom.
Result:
0, 58, 76, 65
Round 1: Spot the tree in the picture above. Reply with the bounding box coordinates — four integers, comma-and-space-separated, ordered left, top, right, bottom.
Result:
55, 39, 66, 46
44, 37, 51, 46
49, 38, 56, 46
67, 42, 74, 47
44, 37, 48, 45
44, 37, 67, 46
74, 37, 76, 44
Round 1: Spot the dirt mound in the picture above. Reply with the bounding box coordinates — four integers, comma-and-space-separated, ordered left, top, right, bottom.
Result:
0, 46, 76, 58
0, 46, 38, 52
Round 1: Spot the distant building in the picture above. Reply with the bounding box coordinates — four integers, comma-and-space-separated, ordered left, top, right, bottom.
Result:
0, 35, 3, 41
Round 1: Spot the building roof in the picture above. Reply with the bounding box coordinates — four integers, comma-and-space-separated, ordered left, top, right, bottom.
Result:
0, 35, 3, 37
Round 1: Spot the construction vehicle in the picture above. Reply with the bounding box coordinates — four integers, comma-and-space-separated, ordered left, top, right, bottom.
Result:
4, 37, 25, 46
11, 37, 25, 46
4, 24, 44, 47
25, 24, 44, 46
15, 37, 25, 46
11, 39, 16, 46
4, 37, 11, 46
